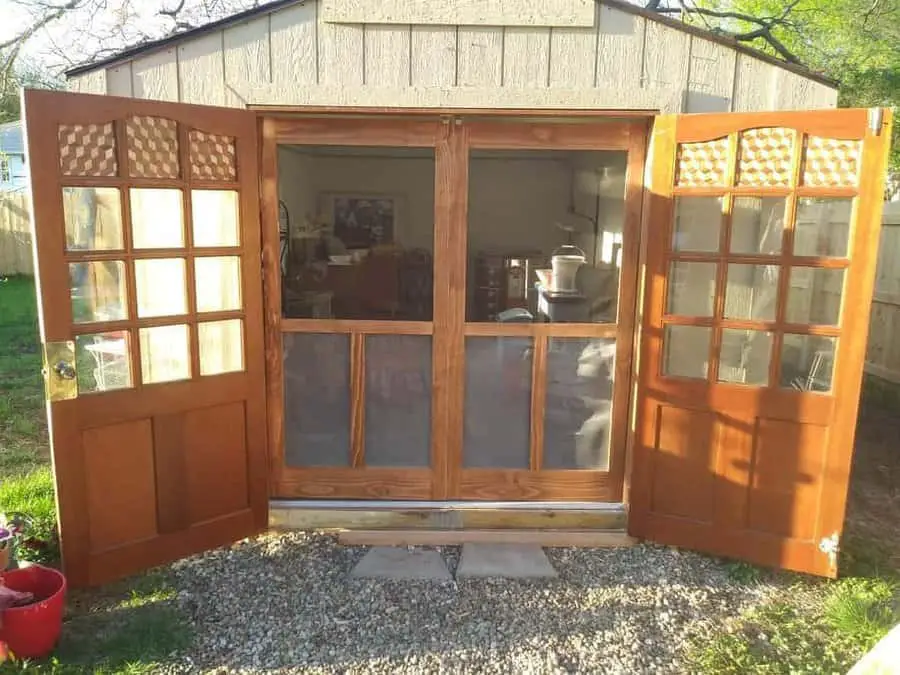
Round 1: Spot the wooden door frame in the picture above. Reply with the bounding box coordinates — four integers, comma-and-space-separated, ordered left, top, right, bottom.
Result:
257, 109, 652, 503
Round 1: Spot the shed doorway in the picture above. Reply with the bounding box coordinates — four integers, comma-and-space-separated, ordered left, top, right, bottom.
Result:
265, 115, 647, 502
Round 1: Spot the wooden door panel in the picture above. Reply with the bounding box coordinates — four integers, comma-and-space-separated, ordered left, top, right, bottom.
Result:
630, 109, 893, 577
24, 89, 267, 586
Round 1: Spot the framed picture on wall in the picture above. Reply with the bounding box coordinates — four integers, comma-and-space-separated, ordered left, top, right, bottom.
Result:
319, 193, 402, 249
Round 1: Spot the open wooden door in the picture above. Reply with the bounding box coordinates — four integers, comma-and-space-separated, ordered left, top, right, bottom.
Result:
630, 108, 893, 577
23, 89, 268, 587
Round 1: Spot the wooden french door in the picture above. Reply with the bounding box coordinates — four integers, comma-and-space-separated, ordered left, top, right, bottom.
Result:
264, 115, 647, 501
264, 117, 447, 499
23, 89, 269, 586
629, 109, 893, 577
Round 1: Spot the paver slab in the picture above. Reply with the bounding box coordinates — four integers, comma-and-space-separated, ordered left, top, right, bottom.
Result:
350, 546, 452, 580
456, 543, 558, 579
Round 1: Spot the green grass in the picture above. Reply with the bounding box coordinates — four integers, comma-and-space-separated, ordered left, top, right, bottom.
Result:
0, 276, 191, 673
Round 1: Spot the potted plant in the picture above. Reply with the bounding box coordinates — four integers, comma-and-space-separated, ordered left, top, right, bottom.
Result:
0, 514, 32, 570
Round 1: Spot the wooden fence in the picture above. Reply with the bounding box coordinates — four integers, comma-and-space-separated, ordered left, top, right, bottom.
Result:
866, 202, 900, 383
0, 193, 33, 276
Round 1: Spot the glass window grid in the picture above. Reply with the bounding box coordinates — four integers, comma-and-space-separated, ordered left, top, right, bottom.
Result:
661, 129, 854, 390
61, 118, 244, 389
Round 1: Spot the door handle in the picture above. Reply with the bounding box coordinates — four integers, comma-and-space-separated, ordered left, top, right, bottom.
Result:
42, 341, 77, 402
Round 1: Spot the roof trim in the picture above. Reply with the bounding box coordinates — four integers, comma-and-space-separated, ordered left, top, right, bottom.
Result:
65, 0, 838, 89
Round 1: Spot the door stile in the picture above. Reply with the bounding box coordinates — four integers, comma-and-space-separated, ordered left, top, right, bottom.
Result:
432, 119, 469, 499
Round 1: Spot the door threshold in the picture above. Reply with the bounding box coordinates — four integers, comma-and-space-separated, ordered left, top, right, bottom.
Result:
270, 499, 626, 511
338, 529, 636, 548
269, 500, 627, 532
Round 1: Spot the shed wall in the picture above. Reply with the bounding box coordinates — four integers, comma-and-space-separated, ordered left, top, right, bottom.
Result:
67, 0, 837, 113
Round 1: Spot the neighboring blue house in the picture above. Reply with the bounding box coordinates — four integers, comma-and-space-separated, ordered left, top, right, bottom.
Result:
0, 121, 28, 192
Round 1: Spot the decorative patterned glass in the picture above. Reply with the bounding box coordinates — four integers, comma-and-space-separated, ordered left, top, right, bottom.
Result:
802, 136, 861, 187
675, 137, 730, 187
58, 123, 118, 177
736, 127, 796, 187
189, 130, 237, 181
125, 116, 180, 179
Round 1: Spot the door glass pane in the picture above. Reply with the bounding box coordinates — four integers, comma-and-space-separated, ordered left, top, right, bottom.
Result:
543, 338, 615, 470
464, 337, 532, 468
192, 190, 239, 247
62, 187, 123, 251
730, 197, 785, 255
130, 188, 184, 249
794, 198, 852, 258
75, 331, 132, 393
365, 335, 431, 467
195, 256, 242, 312
781, 334, 836, 392
198, 319, 243, 375
662, 325, 710, 380
284, 333, 350, 467
466, 149, 625, 323
279, 146, 434, 321
69, 261, 127, 323
139, 324, 190, 384
667, 262, 716, 317
724, 264, 779, 321
672, 196, 723, 252
786, 268, 844, 326
135, 258, 187, 318
718, 329, 772, 386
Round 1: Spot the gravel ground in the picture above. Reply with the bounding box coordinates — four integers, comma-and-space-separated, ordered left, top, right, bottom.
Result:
156, 531, 778, 674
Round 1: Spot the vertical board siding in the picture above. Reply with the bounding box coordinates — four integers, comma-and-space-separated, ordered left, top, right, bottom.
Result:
178, 33, 227, 105
68, 69, 106, 95
107, 63, 134, 97
549, 21, 597, 89
411, 26, 457, 87
132, 48, 179, 101
642, 20, 689, 91
684, 37, 736, 113
595, 5, 645, 90
318, 21, 364, 86
457, 27, 504, 87
732, 52, 776, 112
503, 27, 552, 88
270, 2, 319, 87
224, 16, 272, 106
364, 25, 412, 87
66, 0, 836, 112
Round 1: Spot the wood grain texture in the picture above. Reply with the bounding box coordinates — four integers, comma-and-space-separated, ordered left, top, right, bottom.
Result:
463, 323, 618, 337
67, 69, 106, 95
276, 468, 433, 499
459, 469, 614, 501
549, 24, 597, 89
260, 116, 285, 498
271, 116, 440, 147
363, 24, 411, 87
457, 27, 503, 87
411, 26, 457, 87
224, 16, 271, 107
106, 63, 134, 97
281, 319, 433, 334
502, 27, 551, 88
732, 52, 776, 112
338, 530, 636, 547
178, 33, 227, 106
595, 4, 645, 91
529, 334, 548, 470
318, 21, 364, 86
466, 120, 634, 150
319, 0, 596, 26
270, 1, 318, 87
642, 19, 690, 111
131, 49, 179, 101
350, 333, 366, 467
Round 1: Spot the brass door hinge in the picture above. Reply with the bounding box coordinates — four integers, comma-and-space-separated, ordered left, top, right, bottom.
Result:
42, 341, 77, 402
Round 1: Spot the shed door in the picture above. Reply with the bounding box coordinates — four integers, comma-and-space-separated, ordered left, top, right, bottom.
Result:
23, 89, 268, 587
630, 108, 893, 577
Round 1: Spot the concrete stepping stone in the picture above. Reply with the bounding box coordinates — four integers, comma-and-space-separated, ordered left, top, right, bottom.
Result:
350, 546, 452, 580
455, 543, 558, 579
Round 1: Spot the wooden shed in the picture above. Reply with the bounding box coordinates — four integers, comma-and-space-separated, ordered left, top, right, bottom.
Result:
23, 0, 892, 586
